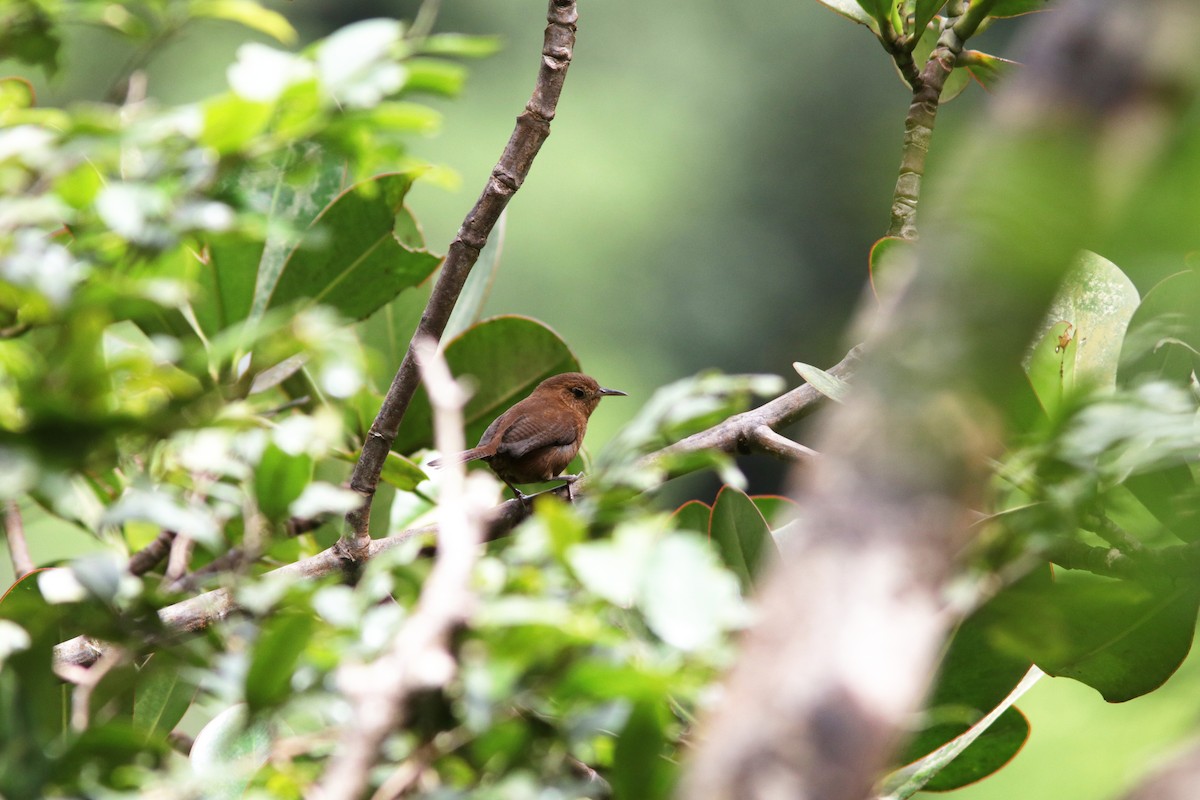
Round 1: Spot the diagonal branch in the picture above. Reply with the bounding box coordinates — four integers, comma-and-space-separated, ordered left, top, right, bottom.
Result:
342, 0, 580, 556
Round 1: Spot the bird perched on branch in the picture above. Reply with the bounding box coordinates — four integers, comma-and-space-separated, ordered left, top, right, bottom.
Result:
429, 372, 626, 501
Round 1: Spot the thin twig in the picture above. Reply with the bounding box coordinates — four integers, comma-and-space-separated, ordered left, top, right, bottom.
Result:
313, 340, 487, 800
342, 0, 580, 555
887, 0, 998, 239
3, 500, 34, 577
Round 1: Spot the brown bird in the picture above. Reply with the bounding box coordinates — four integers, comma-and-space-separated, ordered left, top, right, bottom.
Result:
429, 372, 626, 500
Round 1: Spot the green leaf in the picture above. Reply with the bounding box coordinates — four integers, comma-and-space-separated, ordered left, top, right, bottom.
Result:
254, 443, 314, 522
793, 361, 850, 403
1124, 466, 1200, 544
812, 0, 881, 33
418, 33, 503, 59
988, 572, 1200, 702
1029, 251, 1139, 396
268, 172, 441, 321
245, 610, 316, 712
893, 568, 1046, 792
612, 702, 675, 800
190, 704, 272, 799
380, 452, 428, 492
443, 210, 505, 341
912, 0, 949, 34
750, 494, 799, 529
854, 0, 894, 29
402, 58, 468, 97
988, 0, 1051, 18
708, 485, 778, 592
1024, 320, 1076, 418
245, 145, 351, 326
670, 500, 711, 535
1118, 266, 1200, 384
194, 234, 261, 338
188, 0, 298, 44
392, 315, 580, 455
868, 235, 915, 297
133, 660, 197, 741
200, 94, 273, 155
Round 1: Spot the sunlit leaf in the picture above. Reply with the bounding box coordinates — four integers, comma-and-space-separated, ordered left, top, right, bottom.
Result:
190, 704, 272, 799
988, 0, 1051, 18
961, 50, 1018, 91
189, 0, 298, 45
443, 211, 505, 341
418, 33, 503, 59
612, 702, 674, 800
245, 610, 316, 712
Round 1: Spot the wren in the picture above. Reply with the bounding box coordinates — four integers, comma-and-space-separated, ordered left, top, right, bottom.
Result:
429, 372, 626, 500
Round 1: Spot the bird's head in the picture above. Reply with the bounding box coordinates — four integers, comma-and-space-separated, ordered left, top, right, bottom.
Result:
534, 372, 627, 416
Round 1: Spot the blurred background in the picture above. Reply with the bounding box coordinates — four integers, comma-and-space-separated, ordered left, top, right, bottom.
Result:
11, 1, 1200, 798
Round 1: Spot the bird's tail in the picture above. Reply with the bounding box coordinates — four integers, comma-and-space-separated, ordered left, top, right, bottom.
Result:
428, 447, 490, 468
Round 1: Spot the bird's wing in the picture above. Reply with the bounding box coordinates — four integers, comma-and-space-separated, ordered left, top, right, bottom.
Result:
496, 410, 579, 459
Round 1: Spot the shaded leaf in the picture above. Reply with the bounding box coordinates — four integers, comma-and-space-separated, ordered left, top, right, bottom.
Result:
868, 235, 915, 299
612, 702, 674, 800
245, 610, 316, 712
417, 33, 503, 59
268, 172, 440, 321
1118, 266, 1200, 384
750, 494, 799, 529
988, 572, 1200, 702
1124, 466, 1200, 544
708, 485, 778, 592
671, 500, 711, 535
254, 443, 314, 522
133, 660, 197, 741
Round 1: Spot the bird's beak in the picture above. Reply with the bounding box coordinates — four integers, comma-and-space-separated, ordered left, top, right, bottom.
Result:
598, 387, 627, 397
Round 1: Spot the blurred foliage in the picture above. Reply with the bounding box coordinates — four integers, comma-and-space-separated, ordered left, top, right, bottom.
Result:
0, 0, 1199, 798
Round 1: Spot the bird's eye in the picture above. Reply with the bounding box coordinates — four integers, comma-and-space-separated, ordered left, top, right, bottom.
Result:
571, 387, 586, 399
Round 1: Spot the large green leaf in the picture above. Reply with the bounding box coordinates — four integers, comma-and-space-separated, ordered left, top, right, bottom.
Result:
1118, 266, 1200, 384
442, 210, 505, 342
895, 568, 1046, 791
1025, 320, 1076, 418
1123, 466, 1200, 544
708, 485, 778, 592
988, 572, 1200, 702
193, 235, 260, 339
392, 315, 580, 455
254, 443, 314, 523
268, 172, 441, 321
670, 500, 712, 535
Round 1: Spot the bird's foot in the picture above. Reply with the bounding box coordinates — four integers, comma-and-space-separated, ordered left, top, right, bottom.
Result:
559, 473, 583, 501
506, 482, 533, 506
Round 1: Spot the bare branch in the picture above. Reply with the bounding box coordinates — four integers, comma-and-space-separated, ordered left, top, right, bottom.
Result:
343, 0, 580, 554
3, 500, 34, 578
313, 340, 487, 800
